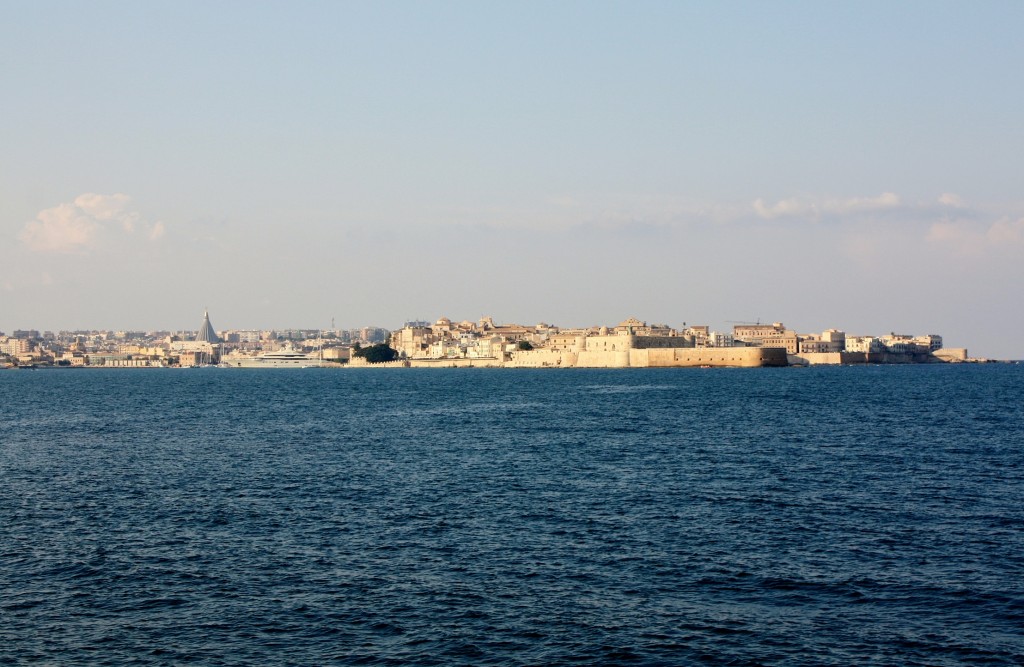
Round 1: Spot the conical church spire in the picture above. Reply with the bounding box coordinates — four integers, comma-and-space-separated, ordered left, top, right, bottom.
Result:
196, 309, 220, 343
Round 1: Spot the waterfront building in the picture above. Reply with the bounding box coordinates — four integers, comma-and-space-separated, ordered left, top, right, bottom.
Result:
845, 336, 885, 354
880, 334, 916, 354
685, 326, 710, 346
822, 329, 846, 347
733, 322, 787, 342
1, 338, 33, 356
799, 337, 833, 354
913, 334, 944, 352
800, 330, 845, 354
613, 317, 675, 336
707, 331, 735, 348
390, 325, 435, 358
732, 322, 798, 354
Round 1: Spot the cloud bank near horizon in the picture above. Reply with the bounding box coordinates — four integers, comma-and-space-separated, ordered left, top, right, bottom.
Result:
430, 191, 1024, 258
20, 194, 164, 253
4, 187, 1022, 357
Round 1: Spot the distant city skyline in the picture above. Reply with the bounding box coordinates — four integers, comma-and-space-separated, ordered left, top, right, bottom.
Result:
3, 2, 1023, 358
3, 313, 968, 369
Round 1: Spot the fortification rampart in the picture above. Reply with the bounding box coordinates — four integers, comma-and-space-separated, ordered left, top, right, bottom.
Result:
790, 352, 866, 365
506, 349, 576, 367
575, 350, 632, 367
349, 337, 786, 369
933, 348, 969, 362
347, 358, 408, 368
791, 351, 949, 365
406, 357, 504, 368
631, 347, 788, 368
572, 344, 785, 368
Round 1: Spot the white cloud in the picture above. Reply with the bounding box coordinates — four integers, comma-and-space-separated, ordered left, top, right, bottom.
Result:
938, 193, 966, 208
927, 221, 976, 246
927, 217, 1024, 255
827, 192, 900, 214
753, 192, 901, 220
986, 217, 1024, 244
20, 202, 99, 252
753, 197, 815, 219
74, 193, 132, 221
20, 193, 160, 253
149, 221, 166, 241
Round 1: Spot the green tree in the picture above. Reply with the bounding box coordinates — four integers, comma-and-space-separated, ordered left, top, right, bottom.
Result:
354, 343, 398, 363
517, 340, 534, 351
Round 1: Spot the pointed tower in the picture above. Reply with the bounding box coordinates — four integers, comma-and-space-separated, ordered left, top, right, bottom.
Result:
196, 309, 220, 343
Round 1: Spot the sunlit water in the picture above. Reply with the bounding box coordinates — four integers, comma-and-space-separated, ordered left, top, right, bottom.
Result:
2, 365, 1022, 665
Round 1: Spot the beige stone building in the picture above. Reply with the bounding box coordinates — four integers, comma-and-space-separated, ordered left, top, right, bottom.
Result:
844, 336, 884, 353
732, 322, 799, 354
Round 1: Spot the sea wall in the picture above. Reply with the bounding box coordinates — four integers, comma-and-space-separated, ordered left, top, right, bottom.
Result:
459, 346, 788, 368
868, 352, 940, 364
791, 351, 947, 365
791, 352, 866, 366
506, 349, 576, 368
933, 348, 969, 362
407, 357, 503, 368
567, 346, 786, 368
575, 349, 632, 367
575, 335, 635, 367
351, 344, 787, 369
631, 347, 788, 368
347, 357, 408, 368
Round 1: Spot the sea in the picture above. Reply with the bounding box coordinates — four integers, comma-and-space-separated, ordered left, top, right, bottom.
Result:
2, 364, 1022, 666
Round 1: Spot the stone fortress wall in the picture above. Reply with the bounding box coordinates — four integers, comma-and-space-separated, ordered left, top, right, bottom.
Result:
790, 351, 964, 365
378, 316, 960, 370
502, 335, 788, 368
629, 346, 788, 368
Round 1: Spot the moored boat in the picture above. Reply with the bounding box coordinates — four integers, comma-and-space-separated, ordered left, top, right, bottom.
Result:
221, 345, 323, 368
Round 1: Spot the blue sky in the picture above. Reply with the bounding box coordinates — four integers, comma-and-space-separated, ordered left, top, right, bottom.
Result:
3, 1, 1023, 357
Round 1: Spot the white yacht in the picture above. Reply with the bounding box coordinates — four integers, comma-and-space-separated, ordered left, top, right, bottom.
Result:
221, 345, 323, 368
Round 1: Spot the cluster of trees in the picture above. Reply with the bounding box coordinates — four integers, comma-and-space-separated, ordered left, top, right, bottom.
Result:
352, 343, 399, 363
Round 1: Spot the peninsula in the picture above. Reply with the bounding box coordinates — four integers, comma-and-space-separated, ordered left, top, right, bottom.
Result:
1, 312, 978, 369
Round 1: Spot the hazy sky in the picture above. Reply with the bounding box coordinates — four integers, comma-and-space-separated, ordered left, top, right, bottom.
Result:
3, 1, 1023, 357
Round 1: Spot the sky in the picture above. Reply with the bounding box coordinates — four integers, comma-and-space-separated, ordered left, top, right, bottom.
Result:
2, 1, 1023, 358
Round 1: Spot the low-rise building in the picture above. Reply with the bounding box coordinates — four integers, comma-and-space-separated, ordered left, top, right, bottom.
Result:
733, 322, 799, 354
913, 334, 944, 352
844, 336, 885, 354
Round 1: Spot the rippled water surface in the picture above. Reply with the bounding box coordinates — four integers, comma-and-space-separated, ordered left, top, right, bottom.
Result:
2, 365, 1023, 665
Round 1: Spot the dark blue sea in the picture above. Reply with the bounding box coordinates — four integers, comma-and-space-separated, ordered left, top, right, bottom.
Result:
2, 365, 1022, 666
